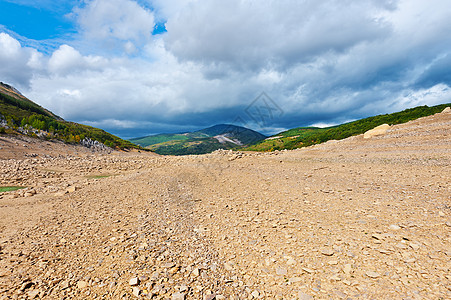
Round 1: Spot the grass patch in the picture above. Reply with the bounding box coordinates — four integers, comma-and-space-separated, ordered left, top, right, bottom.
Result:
0, 186, 25, 192
86, 175, 113, 179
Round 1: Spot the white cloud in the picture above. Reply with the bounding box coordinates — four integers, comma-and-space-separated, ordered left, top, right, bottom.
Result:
163, 0, 394, 71
2, 0, 451, 138
0, 33, 42, 88
74, 0, 155, 53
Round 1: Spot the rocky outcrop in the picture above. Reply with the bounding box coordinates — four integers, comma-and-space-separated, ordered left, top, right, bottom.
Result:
363, 123, 390, 139
81, 137, 111, 152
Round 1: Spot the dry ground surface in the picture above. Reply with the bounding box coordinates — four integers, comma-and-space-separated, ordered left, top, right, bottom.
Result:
0, 110, 450, 299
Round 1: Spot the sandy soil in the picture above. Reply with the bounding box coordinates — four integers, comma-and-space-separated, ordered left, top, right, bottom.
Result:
0, 110, 450, 299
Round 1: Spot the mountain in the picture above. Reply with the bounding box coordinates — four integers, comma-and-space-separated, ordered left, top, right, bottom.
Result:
0, 82, 140, 150
244, 102, 451, 152
130, 124, 266, 155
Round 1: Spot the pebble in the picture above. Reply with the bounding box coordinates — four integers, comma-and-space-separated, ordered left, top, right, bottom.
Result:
132, 287, 140, 297
276, 266, 287, 275
224, 262, 233, 271
129, 277, 139, 286
321, 248, 334, 256
77, 281, 88, 289
389, 224, 401, 230
366, 271, 380, 278
251, 290, 260, 298
172, 292, 186, 300
302, 267, 314, 274
343, 264, 352, 274
298, 291, 313, 300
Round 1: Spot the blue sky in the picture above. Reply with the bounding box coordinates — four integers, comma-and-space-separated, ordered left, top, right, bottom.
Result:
1, 0, 451, 138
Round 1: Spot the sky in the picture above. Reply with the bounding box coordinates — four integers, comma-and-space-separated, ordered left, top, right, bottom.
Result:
1, 0, 451, 138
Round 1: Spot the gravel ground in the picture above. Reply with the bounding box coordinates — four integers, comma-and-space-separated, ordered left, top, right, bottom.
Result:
0, 110, 450, 299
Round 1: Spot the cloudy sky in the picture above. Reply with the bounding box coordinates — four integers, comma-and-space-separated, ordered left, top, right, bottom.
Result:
1, 0, 450, 138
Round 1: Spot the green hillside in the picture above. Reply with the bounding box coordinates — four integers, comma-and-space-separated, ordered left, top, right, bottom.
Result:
130, 124, 266, 155
245, 103, 451, 151
0, 82, 140, 150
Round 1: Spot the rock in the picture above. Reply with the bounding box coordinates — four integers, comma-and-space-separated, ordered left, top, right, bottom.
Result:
286, 258, 296, 265
276, 266, 287, 275
366, 271, 380, 278
20, 281, 33, 291
169, 266, 180, 275
343, 264, 352, 274
224, 262, 233, 271
66, 186, 77, 193
364, 124, 390, 139
251, 290, 260, 298
172, 292, 185, 300
321, 248, 334, 256
27, 290, 40, 299
132, 287, 140, 297
129, 277, 139, 286
442, 106, 450, 113
179, 284, 188, 292
302, 267, 314, 274
163, 262, 176, 268
298, 291, 313, 300
191, 268, 200, 277
438, 211, 445, 217
77, 281, 88, 289
60, 280, 70, 289
289, 277, 302, 283
204, 294, 216, 300
389, 224, 401, 230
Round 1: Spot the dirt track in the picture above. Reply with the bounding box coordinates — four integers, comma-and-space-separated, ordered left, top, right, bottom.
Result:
0, 111, 450, 299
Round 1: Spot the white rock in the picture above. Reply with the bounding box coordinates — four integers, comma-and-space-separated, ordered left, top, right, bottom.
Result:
129, 277, 139, 286
389, 224, 401, 230
366, 271, 380, 278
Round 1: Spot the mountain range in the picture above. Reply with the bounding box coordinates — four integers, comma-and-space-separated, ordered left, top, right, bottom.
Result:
130, 124, 267, 155
1, 82, 449, 156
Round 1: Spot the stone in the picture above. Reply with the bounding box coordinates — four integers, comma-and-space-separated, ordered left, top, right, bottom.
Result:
366, 271, 380, 278
191, 268, 200, 277
321, 249, 334, 256
289, 277, 302, 283
364, 124, 390, 139
251, 290, 260, 298
66, 186, 77, 193
172, 292, 186, 300
286, 258, 296, 265
389, 224, 401, 231
129, 277, 139, 286
132, 287, 140, 297
27, 290, 40, 299
302, 267, 314, 274
77, 281, 88, 289
204, 294, 216, 300
224, 262, 233, 271
60, 280, 70, 289
343, 264, 352, 274
276, 266, 287, 275
298, 291, 313, 300
169, 266, 180, 275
